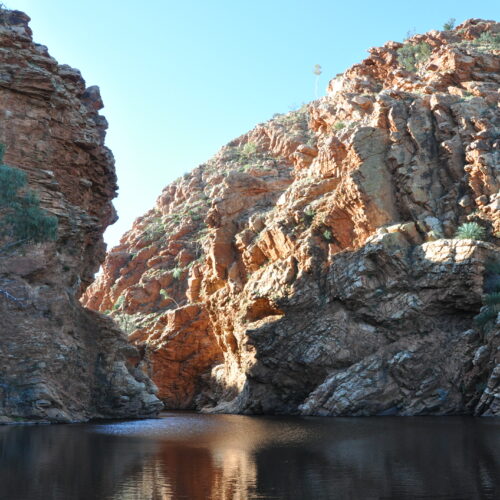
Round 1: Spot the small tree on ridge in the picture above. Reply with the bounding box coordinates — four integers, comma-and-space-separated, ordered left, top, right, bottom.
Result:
313, 64, 322, 98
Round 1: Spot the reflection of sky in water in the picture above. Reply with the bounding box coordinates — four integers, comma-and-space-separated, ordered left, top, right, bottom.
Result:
93, 414, 222, 439
1, 414, 500, 499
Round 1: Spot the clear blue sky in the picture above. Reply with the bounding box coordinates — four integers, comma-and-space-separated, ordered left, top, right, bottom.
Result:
7, 0, 499, 248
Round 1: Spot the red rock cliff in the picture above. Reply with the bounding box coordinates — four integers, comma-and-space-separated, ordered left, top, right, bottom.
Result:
84, 19, 500, 416
0, 9, 162, 423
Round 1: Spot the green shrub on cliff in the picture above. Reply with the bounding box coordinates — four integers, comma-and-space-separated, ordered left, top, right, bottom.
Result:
474, 297, 500, 329
302, 206, 315, 226
484, 292, 500, 306
143, 216, 166, 242
241, 142, 257, 158
474, 308, 499, 328
473, 32, 500, 50
159, 289, 179, 307
486, 257, 500, 276
475, 261, 500, 329
442, 18, 456, 30
172, 267, 183, 280
0, 144, 58, 252
455, 31, 500, 54
454, 222, 487, 241
114, 313, 135, 335
484, 257, 500, 296
397, 42, 432, 72
113, 294, 126, 310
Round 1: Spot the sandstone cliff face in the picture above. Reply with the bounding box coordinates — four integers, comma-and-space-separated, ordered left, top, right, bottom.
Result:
0, 10, 162, 423
84, 19, 500, 416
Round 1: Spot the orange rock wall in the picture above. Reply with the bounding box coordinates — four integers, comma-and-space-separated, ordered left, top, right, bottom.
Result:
84, 19, 500, 416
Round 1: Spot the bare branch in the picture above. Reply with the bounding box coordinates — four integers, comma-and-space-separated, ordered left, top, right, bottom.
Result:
0, 287, 26, 305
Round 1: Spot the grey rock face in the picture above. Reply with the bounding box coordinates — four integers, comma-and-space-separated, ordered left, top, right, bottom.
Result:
207, 240, 500, 417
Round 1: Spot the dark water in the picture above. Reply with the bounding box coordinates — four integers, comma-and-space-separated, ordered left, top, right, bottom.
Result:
1, 413, 499, 499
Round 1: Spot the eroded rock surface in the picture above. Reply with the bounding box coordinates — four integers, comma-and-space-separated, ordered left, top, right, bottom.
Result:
85, 19, 500, 416
0, 10, 162, 423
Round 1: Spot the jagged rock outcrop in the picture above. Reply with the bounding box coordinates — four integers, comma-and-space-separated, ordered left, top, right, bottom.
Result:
84, 19, 500, 416
0, 10, 162, 423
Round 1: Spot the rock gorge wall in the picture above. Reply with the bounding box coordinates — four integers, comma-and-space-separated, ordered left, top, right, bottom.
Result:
85, 19, 500, 416
0, 10, 162, 423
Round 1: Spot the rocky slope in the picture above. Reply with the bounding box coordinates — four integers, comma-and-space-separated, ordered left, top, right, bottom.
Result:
84, 19, 500, 416
0, 10, 162, 423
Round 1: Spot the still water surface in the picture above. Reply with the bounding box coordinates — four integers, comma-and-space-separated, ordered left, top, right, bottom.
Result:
1, 412, 499, 499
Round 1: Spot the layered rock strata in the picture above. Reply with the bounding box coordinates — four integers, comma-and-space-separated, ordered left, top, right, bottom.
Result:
85, 19, 500, 416
0, 10, 162, 423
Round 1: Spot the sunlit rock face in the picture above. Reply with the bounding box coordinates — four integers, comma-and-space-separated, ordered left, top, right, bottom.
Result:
84, 19, 500, 416
0, 9, 162, 423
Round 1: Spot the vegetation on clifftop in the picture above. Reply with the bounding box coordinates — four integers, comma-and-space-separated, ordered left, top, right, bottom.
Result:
397, 42, 432, 72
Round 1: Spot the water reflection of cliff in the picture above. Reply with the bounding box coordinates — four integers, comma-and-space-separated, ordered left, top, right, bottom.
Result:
0, 423, 159, 500
108, 415, 500, 500
1, 415, 500, 499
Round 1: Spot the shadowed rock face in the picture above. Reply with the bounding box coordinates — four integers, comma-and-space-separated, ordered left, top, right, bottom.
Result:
0, 10, 162, 423
84, 19, 500, 416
